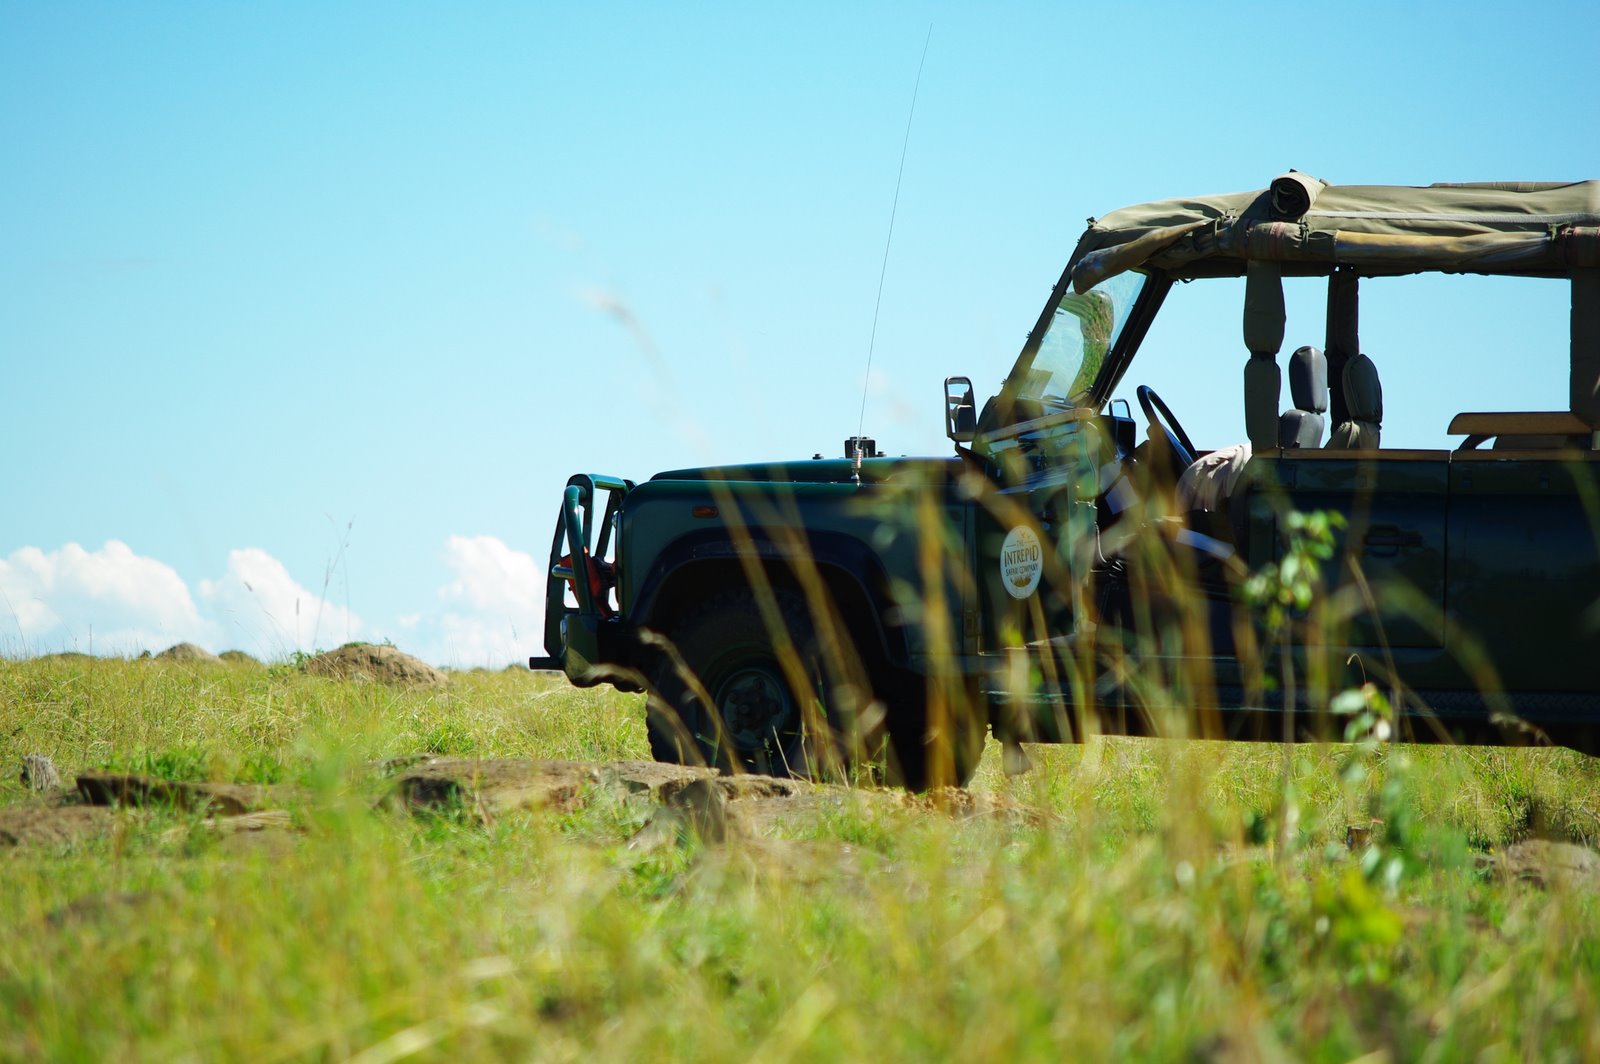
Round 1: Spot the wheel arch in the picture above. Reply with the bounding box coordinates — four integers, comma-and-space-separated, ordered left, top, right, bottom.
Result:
632, 530, 908, 672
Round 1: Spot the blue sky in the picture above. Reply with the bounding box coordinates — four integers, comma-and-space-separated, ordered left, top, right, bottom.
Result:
3, 1, 1596, 664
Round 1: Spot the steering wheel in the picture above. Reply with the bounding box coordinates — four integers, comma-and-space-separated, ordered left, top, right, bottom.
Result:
1135, 385, 1198, 470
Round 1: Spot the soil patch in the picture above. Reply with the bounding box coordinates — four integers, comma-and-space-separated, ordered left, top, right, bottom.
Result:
392, 757, 814, 819
7, 758, 1051, 856
0, 803, 117, 849
307, 644, 445, 687
4, 774, 304, 853
389, 757, 1041, 837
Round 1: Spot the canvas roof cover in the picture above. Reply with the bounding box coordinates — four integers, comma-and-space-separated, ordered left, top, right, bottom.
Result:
1067, 177, 1600, 293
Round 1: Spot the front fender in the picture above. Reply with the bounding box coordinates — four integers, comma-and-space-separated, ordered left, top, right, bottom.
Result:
632, 527, 908, 667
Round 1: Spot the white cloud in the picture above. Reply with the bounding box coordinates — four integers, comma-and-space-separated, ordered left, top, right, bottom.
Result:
439, 534, 543, 614
0, 541, 364, 659
0, 541, 207, 655
0, 535, 547, 668
198, 548, 361, 657
428, 534, 544, 667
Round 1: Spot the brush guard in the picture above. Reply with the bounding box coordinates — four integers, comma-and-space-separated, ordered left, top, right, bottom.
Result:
531, 473, 636, 686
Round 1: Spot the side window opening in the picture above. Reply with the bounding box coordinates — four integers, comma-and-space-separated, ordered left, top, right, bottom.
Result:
1119, 273, 1569, 453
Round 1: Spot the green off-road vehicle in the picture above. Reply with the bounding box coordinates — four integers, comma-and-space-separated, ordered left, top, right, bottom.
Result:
534, 173, 1600, 787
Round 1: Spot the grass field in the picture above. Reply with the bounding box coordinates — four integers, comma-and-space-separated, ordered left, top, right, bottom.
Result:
3, 656, 1599, 1061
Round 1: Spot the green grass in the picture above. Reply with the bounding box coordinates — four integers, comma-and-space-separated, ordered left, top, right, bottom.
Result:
3, 657, 1599, 1060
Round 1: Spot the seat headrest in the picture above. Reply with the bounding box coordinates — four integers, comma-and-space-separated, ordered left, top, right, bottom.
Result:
1287, 345, 1328, 414
1343, 353, 1383, 424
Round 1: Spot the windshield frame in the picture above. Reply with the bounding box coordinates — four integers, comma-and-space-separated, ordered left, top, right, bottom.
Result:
991, 266, 1172, 426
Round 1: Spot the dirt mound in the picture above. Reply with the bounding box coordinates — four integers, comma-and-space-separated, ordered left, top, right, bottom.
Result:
218, 650, 262, 667
306, 643, 445, 687
155, 642, 221, 664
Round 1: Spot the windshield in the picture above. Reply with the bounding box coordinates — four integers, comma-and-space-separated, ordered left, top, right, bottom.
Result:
1014, 271, 1147, 406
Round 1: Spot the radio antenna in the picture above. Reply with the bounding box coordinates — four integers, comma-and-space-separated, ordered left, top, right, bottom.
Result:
853, 24, 932, 483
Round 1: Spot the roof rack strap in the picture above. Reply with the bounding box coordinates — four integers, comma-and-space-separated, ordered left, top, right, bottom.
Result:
1243, 221, 1305, 261
1574, 269, 1600, 425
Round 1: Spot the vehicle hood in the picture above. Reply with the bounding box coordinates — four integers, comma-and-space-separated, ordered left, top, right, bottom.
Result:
650, 455, 964, 486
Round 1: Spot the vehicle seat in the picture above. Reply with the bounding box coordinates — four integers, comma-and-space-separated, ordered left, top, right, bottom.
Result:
1277, 345, 1327, 448
1327, 353, 1382, 449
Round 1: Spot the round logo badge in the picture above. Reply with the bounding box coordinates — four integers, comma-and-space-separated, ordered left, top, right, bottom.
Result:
999, 525, 1043, 600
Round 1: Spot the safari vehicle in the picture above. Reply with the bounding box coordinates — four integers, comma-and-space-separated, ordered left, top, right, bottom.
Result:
534, 173, 1600, 787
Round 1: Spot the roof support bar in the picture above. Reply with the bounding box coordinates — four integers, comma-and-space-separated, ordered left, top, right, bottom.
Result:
1325, 269, 1360, 428
1243, 260, 1285, 450
1574, 269, 1600, 426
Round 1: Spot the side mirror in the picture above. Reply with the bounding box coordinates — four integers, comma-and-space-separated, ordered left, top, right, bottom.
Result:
945, 376, 976, 444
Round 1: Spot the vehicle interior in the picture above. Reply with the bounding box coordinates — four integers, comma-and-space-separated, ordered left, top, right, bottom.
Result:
986, 269, 1591, 698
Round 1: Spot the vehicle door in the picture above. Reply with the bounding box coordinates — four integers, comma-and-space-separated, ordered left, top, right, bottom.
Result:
972, 273, 1153, 658
1447, 451, 1600, 693
1241, 450, 1451, 651
974, 412, 1106, 653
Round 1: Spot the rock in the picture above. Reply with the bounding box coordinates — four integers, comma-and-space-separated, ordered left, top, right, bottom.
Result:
394, 759, 597, 818
596, 760, 721, 799
372, 754, 441, 776
626, 810, 686, 852
627, 783, 730, 851
306, 644, 446, 687
158, 809, 299, 854
708, 774, 807, 802
155, 642, 222, 664
390, 758, 800, 834
392, 758, 723, 818
75, 773, 295, 816
668, 778, 729, 842
20, 755, 61, 792
385, 757, 1037, 837
1490, 839, 1600, 891
211, 809, 294, 833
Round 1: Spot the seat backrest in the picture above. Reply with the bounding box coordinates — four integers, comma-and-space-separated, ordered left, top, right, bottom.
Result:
1277, 345, 1328, 448
1327, 352, 1382, 449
